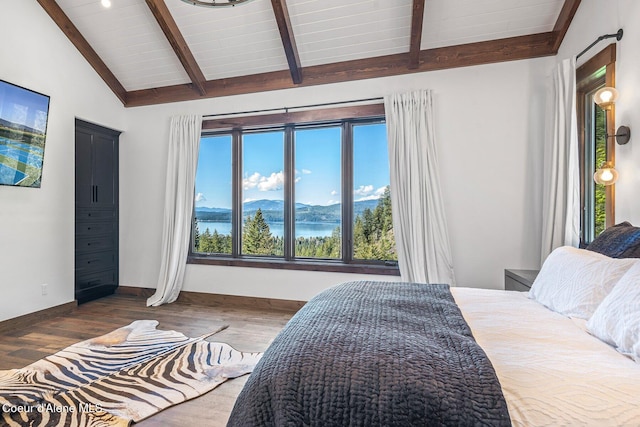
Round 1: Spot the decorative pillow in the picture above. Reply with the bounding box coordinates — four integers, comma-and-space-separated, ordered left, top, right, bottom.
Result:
528, 246, 637, 319
587, 262, 640, 362
586, 221, 640, 258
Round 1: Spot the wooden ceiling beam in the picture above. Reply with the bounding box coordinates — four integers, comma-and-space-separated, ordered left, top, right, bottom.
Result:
145, 0, 207, 96
126, 32, 556, 107
270, 0, 303, 84
37, 1, 577, 108
551, 0, 582, 52
408, 0, 426, 69
36, 0, 128, 105
202, 104, 385, 130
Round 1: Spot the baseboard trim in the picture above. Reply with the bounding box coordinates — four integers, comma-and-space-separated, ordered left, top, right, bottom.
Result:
116, 286, 306, 312
0, 301, 78, 335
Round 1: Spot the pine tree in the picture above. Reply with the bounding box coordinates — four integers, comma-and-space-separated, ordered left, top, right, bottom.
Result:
242, 209, 275, 255
198, 229, 214, 253
193, 222, 201, 251
352, 186, 396, 261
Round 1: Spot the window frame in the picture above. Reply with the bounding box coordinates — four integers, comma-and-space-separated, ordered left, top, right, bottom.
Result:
188, 104, 400, 276
577, 44, 617, 245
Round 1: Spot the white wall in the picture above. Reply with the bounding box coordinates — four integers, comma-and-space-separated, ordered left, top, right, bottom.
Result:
0, 1, 125, 322
556, 0, 640, 224
121, 57, 553, 301
1, 1, 561, 318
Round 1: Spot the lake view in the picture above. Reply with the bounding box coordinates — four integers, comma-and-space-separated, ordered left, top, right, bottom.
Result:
197, 220, 339, 238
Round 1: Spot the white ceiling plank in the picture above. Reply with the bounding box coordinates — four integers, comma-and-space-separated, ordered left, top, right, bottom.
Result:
165, 0, 289, 81
50, 0, 570, 92
56, 0, 190, 91
288, 0, 413, 64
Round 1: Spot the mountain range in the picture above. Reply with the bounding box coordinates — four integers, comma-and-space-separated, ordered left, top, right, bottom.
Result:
0, 118, 45, 136
195, 199, 380, 223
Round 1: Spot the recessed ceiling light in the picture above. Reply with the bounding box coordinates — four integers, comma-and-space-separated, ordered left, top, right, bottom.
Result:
101, 0, 112, 8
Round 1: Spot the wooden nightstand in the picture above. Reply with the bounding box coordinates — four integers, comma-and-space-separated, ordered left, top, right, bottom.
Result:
504, 269, 539, 292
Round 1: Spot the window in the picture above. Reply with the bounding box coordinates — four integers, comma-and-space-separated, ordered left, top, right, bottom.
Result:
294, 126, 342, 259
190, 107, 398, 275
582, 90, 607, 241
194, 135, 232, 254
577, 44, 617, 245
353, 123, 396, 261
242, 130, 285, 256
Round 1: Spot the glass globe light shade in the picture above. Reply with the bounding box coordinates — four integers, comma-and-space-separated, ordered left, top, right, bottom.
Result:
593, 87, 619, 110
593, 165, 619, 185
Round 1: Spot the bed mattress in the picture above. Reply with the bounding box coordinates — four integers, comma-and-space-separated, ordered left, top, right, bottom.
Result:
453, 287, 640, 426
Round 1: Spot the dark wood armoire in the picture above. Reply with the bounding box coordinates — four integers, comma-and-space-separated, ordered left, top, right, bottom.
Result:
74, 119, 120, 304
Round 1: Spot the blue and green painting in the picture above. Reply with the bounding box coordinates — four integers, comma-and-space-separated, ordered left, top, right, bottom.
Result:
0, 80, 50, 187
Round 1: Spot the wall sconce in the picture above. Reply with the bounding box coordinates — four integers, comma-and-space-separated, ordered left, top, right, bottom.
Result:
594, 162, 619, 186
593, 87, 619, 110
593, 86, 632, 145
608, 125, 631, 145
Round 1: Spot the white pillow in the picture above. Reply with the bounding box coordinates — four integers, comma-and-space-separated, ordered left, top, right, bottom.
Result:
587, 261, 640, 362
528, 246, 637, 319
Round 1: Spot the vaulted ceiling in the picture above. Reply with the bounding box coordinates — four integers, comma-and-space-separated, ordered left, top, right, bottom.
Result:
37, 0, 581, 107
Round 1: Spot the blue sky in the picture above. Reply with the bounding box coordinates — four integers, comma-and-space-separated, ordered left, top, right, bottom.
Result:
195, 123, 389, 208
0, 81, 50, 133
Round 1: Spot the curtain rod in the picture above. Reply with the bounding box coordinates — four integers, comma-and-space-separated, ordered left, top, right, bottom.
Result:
203, 97, 383, 119
576, 29, 623, 60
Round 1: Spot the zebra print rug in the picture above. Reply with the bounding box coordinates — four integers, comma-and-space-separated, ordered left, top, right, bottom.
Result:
0, 320, 262, 426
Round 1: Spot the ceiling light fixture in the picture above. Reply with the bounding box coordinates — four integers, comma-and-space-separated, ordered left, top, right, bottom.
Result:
179, 0, 256, 7
101, 0, 112, 8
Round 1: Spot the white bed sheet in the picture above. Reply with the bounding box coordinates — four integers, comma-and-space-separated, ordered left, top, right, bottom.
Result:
452, 287, 640, 427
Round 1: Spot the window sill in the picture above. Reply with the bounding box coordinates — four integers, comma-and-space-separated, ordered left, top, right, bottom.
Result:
187, 256, 401, 276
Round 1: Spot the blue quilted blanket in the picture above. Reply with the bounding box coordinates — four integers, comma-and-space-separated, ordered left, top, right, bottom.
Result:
227, 281, 511, 426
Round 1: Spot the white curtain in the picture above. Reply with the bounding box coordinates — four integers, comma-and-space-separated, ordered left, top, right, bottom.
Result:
147, 115, 202, 307
384, 90, 456, 285
540, 58, 580, 263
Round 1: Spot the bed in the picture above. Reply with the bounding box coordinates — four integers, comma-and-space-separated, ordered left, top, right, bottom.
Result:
227, 223, 640, 426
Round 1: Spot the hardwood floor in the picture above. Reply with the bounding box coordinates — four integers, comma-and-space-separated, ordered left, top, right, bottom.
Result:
0, 294, 296, 426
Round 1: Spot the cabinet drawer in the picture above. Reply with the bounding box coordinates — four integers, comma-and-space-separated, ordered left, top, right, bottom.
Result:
76, 235, 114, 253
75, 251, 115, 275
75, 221, 115, 237
76, 208, 116, 221
76, 270, 116, 291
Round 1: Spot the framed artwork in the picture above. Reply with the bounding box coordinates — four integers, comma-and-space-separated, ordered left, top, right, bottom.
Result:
0, 79, 50, 187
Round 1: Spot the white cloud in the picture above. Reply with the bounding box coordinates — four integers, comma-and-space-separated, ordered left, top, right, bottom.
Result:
354, 185, 374, 196
243, 197, 256, 203
243, 172, 261, 190
355, 186, 387, 202
302, 169, 312, 174
195, 192, 206, 202
258, 171, 285, 191
243, 171, 286, 192
356, 195, 378, 201
330, 190, 338, 196
326, 199, 340, 205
